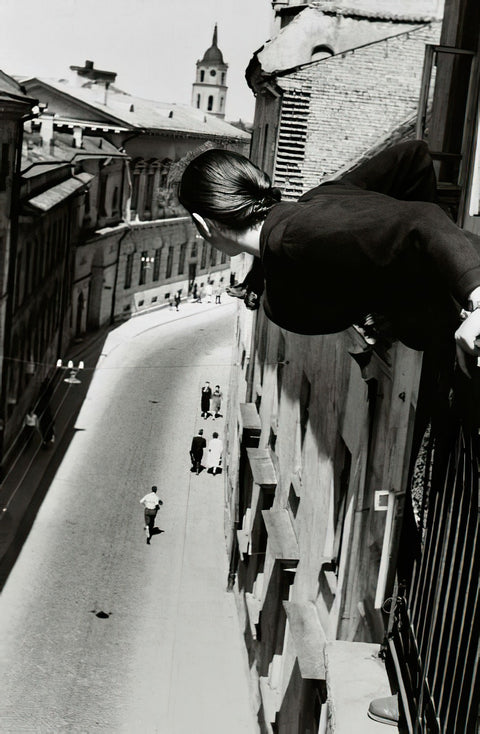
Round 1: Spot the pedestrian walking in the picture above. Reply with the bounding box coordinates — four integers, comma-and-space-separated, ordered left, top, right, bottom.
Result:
206, 281, 213, 303
211, 385, 223, 419
206, 432, 223, 475
23, 407, 39, 449
215, 284, 222, 304
192, 282, 198, 301
201, 381, 212, 418
139, 485, 163, 544
196, 284, 205, 303
174, 291, 181, 311
190, 428, 206, 474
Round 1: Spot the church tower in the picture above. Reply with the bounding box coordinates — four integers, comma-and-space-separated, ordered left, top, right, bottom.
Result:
191, 25, 228, 119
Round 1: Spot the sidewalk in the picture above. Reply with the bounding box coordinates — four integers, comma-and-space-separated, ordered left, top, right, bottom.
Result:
0, 297, 234, 589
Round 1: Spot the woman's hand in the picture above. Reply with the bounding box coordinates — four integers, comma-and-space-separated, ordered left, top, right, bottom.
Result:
454, 308, 480, 376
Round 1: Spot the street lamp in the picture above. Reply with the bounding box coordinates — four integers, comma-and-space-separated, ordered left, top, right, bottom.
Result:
141, 255, 155, 269
56, 359, 85, 384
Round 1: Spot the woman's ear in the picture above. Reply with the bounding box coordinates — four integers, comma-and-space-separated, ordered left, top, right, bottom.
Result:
192, 213, 211, 238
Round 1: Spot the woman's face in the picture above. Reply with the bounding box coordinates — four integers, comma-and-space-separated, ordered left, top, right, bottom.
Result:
192, 213, 248, 256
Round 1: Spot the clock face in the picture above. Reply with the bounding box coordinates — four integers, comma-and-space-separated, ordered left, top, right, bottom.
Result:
210, 69, 217, 77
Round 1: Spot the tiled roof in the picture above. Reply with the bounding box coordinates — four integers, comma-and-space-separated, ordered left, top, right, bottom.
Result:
22, 132, 125, 176
0, 69, 26, 96
27, 172, 93, 211
253, 5, 435, 78
310, 1, 441, 22
24, 77, 250, 140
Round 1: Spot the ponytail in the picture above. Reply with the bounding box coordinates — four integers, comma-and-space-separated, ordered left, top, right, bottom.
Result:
178, 149, 281, 230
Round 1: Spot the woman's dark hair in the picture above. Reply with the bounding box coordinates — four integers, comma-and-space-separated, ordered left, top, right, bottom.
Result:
178, 149, 281, 230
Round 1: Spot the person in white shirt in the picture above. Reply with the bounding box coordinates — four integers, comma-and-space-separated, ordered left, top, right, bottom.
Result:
206, 432, 223, 475
139, 485, 163, 544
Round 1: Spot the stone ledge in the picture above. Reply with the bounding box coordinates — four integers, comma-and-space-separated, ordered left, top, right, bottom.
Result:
325, 640, 395, 733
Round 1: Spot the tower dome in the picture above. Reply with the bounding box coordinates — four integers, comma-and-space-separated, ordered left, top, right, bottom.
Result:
201, 26, 225, 65
192, 25, 229, 119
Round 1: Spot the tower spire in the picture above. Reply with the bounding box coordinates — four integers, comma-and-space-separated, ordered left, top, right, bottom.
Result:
192, 24, 228, 119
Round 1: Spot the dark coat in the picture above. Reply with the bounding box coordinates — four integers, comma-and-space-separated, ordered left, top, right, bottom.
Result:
201, 386, 212, 412
258, 141, 480, 350
190, 435, 206, 459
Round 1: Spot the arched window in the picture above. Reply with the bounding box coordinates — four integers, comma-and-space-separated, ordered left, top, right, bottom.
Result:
221, 72, 225, 85
200, 70, 205, 82
207, 96, 214, 111
311, 44, 334, 62
196, 94, 201, 109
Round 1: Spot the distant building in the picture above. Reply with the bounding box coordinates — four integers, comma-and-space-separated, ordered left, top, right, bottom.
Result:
192, 25, 229, 119
246, 3, 443, 197
20, 63, 250, 322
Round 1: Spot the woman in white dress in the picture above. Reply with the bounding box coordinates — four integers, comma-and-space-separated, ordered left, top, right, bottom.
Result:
206, 432, 223, 475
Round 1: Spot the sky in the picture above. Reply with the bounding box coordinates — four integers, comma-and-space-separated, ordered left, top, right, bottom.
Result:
0, 0, 272, 122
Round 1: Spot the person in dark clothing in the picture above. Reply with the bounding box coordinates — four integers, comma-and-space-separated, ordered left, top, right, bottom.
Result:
190, 428, 207, 474
201, 381, 212, 418
178, 141, 480, 374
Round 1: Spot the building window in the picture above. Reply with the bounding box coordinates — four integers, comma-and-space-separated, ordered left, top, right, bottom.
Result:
112, 186, 119, 215
196, 94, 201, 109
221, 250, 227, 264
124, 252, 134, 289
131, 172, 140, 210
191, 240, 198, 257
178, 243, 187, 275
98, 175, 108, 217
159, 158, 172, 188
207, 96, 214, 111
221, 73, 225, 85
200, 70, 205, 82
210, 69, 216, 77
201, 243, 207, 269
139, 251, 149, 285
210, 246, 217, 266
153, 249, 161, 281
166, 245, 174, 278
220, 97, 224, 110
0, 143, 10, 191
145, 173, 155, 213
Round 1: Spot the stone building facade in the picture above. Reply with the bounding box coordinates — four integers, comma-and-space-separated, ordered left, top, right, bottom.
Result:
220, 2, 480, 732
20, 62, 249, 329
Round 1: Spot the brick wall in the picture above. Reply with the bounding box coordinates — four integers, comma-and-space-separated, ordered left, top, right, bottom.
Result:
275, 22, 441, 196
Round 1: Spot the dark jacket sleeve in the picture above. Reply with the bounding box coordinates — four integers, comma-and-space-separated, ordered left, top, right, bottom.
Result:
338, 140, 438, 202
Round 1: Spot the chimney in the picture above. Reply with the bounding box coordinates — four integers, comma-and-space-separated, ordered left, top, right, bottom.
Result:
40, 114, 54, 149
73, 126, 83, 149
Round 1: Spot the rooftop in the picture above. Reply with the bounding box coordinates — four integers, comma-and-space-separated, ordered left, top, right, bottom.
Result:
20, 76, 248, 140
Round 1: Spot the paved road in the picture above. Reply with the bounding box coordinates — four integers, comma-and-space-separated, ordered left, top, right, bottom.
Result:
0, 303, 258, 733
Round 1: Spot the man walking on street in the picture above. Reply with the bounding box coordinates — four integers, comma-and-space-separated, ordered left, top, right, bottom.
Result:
139, 485, 163, 544
190, 428, 206, 474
